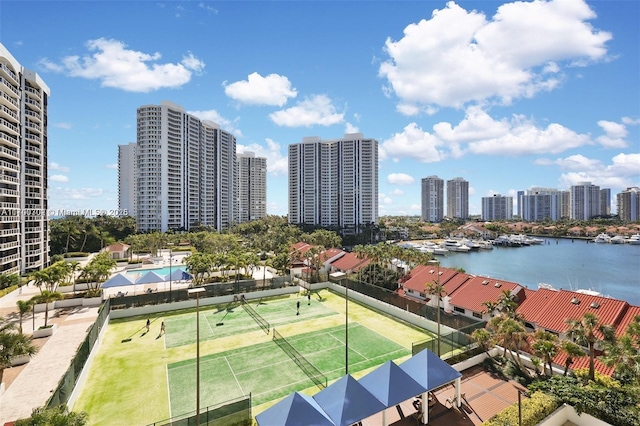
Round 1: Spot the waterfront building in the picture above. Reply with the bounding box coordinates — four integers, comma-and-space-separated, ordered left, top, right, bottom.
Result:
134, 101, 236, 232
117, 143, 137, 217
421, 175, 444, 223
516, 190, 524, 218
570, 182, 600, 220
617, 187, 640, 222
560, 190, 571, 220
481, 194, 513, 221
446, 177, 469, 220
0, 43, 49, 274
521, 187, 563, 222
288, 133, 378, 234
236, 151, 267, 223
600, 188, 611, 217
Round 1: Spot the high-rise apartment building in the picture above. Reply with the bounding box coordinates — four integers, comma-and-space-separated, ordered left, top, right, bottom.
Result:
521, 187, 563, 222
118, 143, 137, 217
133, 101, 236, 232
570, 182, 600, 220
288, 133, 378, 233
600, 188, 611, 217
236, 152, 267, 223
446, 177, 469, 220
0, 43, 49, 274
617, 187, 640, 222
482, 194, 513, 221
421, 175, 444, 222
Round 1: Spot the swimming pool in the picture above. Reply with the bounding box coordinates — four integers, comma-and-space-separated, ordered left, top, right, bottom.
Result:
125, 266, 185, 277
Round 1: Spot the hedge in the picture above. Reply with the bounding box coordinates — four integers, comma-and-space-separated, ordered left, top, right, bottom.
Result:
481, 391, 558, 426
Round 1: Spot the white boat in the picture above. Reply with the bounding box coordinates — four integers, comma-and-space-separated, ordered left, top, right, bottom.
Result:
459, 238, 481, 251
593, 233, 611, 243
441, 239, 471, 252
525, 236, 545, 245
493, 235, 524, 247
476, 240, 494, 250
628, 234, 640, 245
610, 235, 627, 244
433, 247, 449, 255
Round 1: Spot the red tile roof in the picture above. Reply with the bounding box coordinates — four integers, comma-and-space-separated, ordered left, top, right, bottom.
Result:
319, 248, 344, 262
448, 276, 523, 314
516, 288, 628, 334
400, 265, 469, 299
552, 352, 616, 377
330, 252, 370, 273
614, 305, 640, 337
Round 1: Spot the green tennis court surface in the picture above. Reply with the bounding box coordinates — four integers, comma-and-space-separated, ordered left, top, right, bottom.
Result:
167, 322, 411, 416
164, 297, 337, 348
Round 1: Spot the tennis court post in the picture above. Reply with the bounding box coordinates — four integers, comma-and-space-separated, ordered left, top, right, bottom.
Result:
188, 287, 205, 425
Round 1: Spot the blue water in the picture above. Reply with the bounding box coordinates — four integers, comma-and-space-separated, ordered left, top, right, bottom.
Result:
125, 266, 185, 277
437, 238, 640, 305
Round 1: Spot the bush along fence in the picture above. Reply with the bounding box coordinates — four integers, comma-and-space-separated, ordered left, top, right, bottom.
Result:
147, 394, 252, 426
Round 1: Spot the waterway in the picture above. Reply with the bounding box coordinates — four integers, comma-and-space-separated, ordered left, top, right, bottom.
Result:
435, 238, 640, 306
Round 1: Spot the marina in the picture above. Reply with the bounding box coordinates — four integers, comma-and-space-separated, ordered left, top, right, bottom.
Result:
427, 236, 640, 306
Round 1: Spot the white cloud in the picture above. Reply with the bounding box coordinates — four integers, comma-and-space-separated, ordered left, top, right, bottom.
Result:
535, 154, 602, 170
224, 72, 297, 106
542, 153, 640, 190
621, 116, 640, 125
379, 0, 611, 111
187, 109, 242, 137
596, 120, 628, 148
379, 122, 442, 163
269, 95, 344, 127
53, 122, 73, 130
49, 174, 69, 183
391, 189, 404, 196
387, 173, 415, 185
49, 162, 70, 173
237, 138, 288, 176
345, 122, 359, 134
105, 163, 118, 169
40, 38, 204, 92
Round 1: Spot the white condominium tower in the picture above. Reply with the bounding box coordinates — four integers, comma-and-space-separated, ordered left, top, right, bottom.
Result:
520, 187, 564, 222
236, 152, 267, 223
421, 175, 444, 223
0, 43, 49, 274
570, 181, 600, 220
482, 194, 513, 221
135, 101, 236, 232
118, 143, 137, 217
446, 177, 469, 220
288, 133, 378, 233
617, 187, 640, 222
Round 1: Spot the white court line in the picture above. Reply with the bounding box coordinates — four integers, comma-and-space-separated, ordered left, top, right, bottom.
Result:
225, 356, 245, 395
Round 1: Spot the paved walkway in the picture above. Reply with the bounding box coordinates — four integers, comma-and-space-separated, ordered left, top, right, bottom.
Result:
0, 284, 98, 425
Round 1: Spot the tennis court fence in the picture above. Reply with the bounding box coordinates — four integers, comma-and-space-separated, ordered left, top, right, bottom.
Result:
147, 394, 252, 426
240, 298, 270, 334
272, 328, 327, 389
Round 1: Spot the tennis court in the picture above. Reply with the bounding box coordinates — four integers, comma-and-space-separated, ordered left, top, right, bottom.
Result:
164, 296, 337, 348
167, 321, 411, 416
73, 290, 434, 425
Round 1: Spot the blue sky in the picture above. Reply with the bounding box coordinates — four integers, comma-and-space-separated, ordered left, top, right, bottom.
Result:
2, 0, 638, 217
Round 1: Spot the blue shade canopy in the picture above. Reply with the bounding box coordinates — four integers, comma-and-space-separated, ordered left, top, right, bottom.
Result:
398, 348, 462, 391
135, 271, 166, 284
358, 360, 428, 407
256, 392, 335, 426
100, 273, 135, 288
313, 375, 386, 426
165, 268, 190, 281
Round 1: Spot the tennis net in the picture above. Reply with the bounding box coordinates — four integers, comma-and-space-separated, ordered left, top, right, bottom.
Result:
240, 299, 270, 334
272, 328, 327, 389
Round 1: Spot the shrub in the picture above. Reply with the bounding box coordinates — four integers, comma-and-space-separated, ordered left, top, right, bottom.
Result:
64, 252, 90, 258
482, 391, 558, 426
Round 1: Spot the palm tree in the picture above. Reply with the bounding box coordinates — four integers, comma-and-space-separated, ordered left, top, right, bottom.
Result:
16, 300, 33, 334
489, 314, 528, 369
425, 269, 447, 357
560, 340, 585, 376
601, 334, 640, 384
471, 328, 494, 359
531, 330, 559, 376
31, 290, 64, 328
481, 301, 500, 318
565, 312, 616, 381
0, 318, 38, 385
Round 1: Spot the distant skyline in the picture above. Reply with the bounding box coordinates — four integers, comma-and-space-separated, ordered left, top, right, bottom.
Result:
2, 0, 638, 217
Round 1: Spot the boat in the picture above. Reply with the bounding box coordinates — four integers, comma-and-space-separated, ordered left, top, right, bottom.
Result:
433, 247, 449, 255
441, 239, 471, 252
628, 234, 640, 245
593, 233, 611, 243
493, 235, 524, 247
610, 235, 627, 244
476, 240, 494, 250
459, 238, 481, 251
525, 236, 545, 245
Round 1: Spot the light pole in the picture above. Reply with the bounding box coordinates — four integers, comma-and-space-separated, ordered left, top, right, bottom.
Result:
428, 259, 442, 357
344, 274, 349, 375
168, 243, 174, 303
516, 387, 529, 426
188, 287, 205, 425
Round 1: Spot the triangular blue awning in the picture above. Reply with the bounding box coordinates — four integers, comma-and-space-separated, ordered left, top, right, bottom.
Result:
101, 273, 135, 288
165, 268, 187, 281
398, 348, 462, 391
256, 392, 335, 426
313, 375, 386, 426
135, 271, 166, 284
358, 360, 427, 407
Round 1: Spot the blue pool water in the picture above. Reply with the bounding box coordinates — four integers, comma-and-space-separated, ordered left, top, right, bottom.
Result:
125, 266, 185, 277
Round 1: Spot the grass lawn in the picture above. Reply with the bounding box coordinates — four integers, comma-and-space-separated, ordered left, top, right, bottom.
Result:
73, 289, 434, 425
